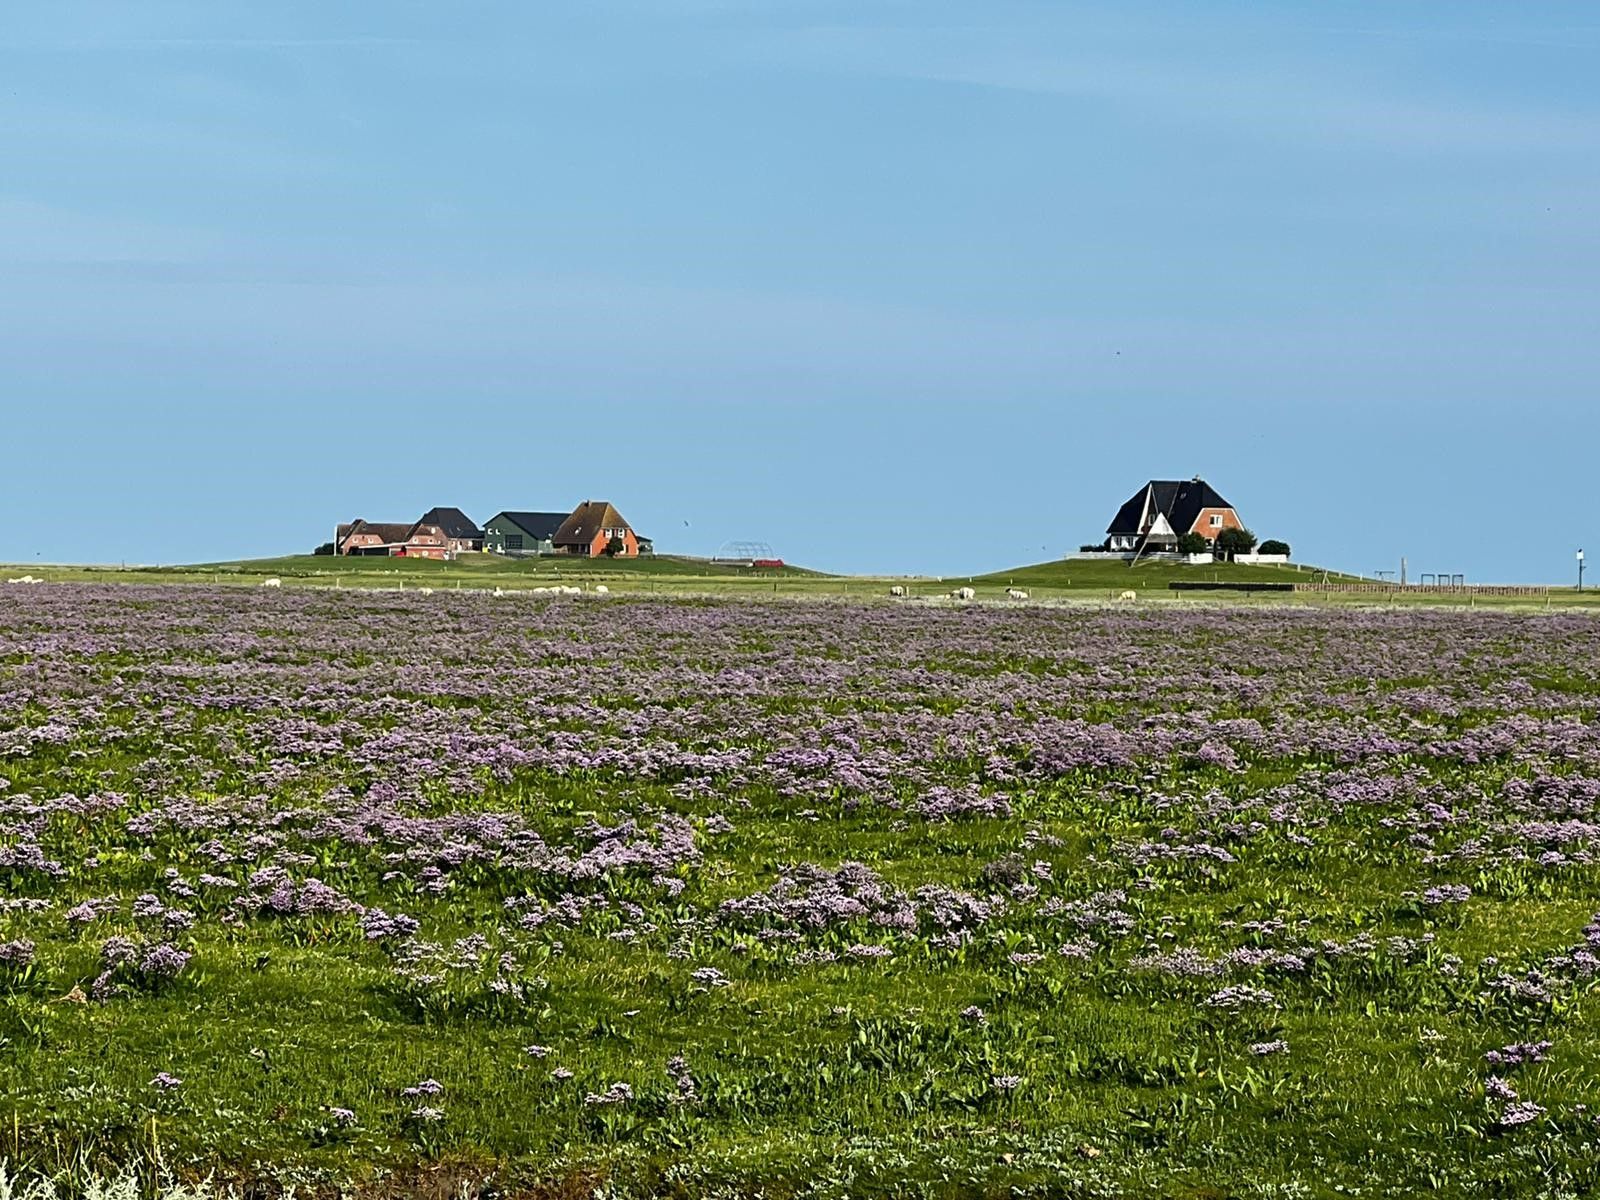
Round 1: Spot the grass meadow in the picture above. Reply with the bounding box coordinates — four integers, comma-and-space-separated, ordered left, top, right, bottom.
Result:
4, 584, 1600, 1196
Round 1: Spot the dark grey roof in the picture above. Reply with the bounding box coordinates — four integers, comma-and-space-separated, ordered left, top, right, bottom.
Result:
417, 507, 482, 540
488, 511, 569, 541
1106, 479, 1235, 536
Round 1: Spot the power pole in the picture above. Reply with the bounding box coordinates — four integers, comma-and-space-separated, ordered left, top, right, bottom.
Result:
1579, 549, 1586, 592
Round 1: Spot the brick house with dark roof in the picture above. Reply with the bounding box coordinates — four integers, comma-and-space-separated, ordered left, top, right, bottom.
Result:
417, 507, 483, 554
1105, 478, 1243, 553
553, 500, 639, 558
334, 519, 451, 559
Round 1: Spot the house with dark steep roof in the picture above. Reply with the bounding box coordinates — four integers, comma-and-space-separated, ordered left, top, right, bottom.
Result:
482, 511, 570, 557
1105, 478, 1243, 553
553, 500, 639, 558
417, 507, 483, 554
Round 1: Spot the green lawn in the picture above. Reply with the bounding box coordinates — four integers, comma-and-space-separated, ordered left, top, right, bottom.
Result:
6, 553, 1598, 610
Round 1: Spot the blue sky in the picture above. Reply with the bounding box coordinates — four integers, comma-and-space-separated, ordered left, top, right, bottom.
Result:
2, 1, 1596, 580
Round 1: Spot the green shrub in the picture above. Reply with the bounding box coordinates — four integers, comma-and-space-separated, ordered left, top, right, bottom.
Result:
1215, 527, 1258, 558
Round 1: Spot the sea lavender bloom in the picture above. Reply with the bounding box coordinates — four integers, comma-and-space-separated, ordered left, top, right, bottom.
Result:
1250, 1040, 1289, 1056
139, 943, 192, 980
992, 1075, 1022, 1093
361, 908, 421, 942
0, 939, 35, 967
1204, 984, 1279, 1011
584, 1081, 635, 1106
1484, 1040, 1552, 1068
150, 1072, 182, 1090
1498, 1100, 1546, 1128
402, 1078, 444, 1098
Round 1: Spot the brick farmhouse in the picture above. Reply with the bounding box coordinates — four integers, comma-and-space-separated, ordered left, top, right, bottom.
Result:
333, 501, 647, 560
552, 500, 640, 558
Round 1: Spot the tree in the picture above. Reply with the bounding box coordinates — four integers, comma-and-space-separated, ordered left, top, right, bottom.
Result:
312, 542, 336, 556
1215, 527, 1258, 559
1259, 539, 1291, 557
604, 534, 626, 557
1177, 532, 1210, 555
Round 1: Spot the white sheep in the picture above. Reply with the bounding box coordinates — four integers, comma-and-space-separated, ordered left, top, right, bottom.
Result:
417, 587, 433, 596
594, 585, 609, 595
952, 586, 976, 601
493, 587, 505, 597
560, 585, 581, 596
889, 585, 907, 597
6, 575, 40, 584
261, 578, 281, 588
1119, 589, 1137, 602
529, 587, 551, 596
1005, 587, 1029, 600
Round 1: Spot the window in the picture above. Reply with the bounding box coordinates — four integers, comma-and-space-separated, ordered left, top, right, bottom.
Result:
1209, 515, 1223, 528
506, 534, 524, 551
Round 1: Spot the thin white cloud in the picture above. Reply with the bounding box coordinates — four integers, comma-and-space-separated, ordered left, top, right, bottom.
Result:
731, 22, 1599, 155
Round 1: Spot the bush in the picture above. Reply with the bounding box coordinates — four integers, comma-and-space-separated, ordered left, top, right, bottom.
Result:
604, 535, 626, 557
1215, 527, 1258, 558
1079, 543, 1108, 553
312, 542, 336, 556
1177, 532, 1210, 555
1259, 539, 1291, 557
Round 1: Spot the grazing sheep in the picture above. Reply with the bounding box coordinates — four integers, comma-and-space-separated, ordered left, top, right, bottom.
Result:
560, 585, 581, 596
417, 588, 433, 596
261, 578, 281, 589
6, 575, 40, 584
1119, 590, 1137, 602
889, 585, 907, 597
1005, 587, 1029, 600
952, 586, 976, 601
493, 587, 505, 597
594, 585, 609, 595
530, 587, 551, 596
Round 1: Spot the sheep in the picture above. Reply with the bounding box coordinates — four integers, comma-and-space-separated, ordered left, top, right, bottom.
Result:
416, 587, 433, 596
6, 575, 40, 584
560, 585, 581, 596
1005, 587, 1029, 600
952, 586, 976, 601
1118, 590, 1137, 602
529, 587, 551, 596
889, 585, 907, 597
594, 585, 609, 595
493, 587, 506, 597
261, 578, 281, 588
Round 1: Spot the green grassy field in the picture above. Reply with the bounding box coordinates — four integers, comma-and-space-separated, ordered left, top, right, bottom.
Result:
5, 552, 1597, 609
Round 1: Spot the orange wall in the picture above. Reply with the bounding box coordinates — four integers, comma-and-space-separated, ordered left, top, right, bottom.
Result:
1189, 507, 1243, 538
583, 528, 638, 557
